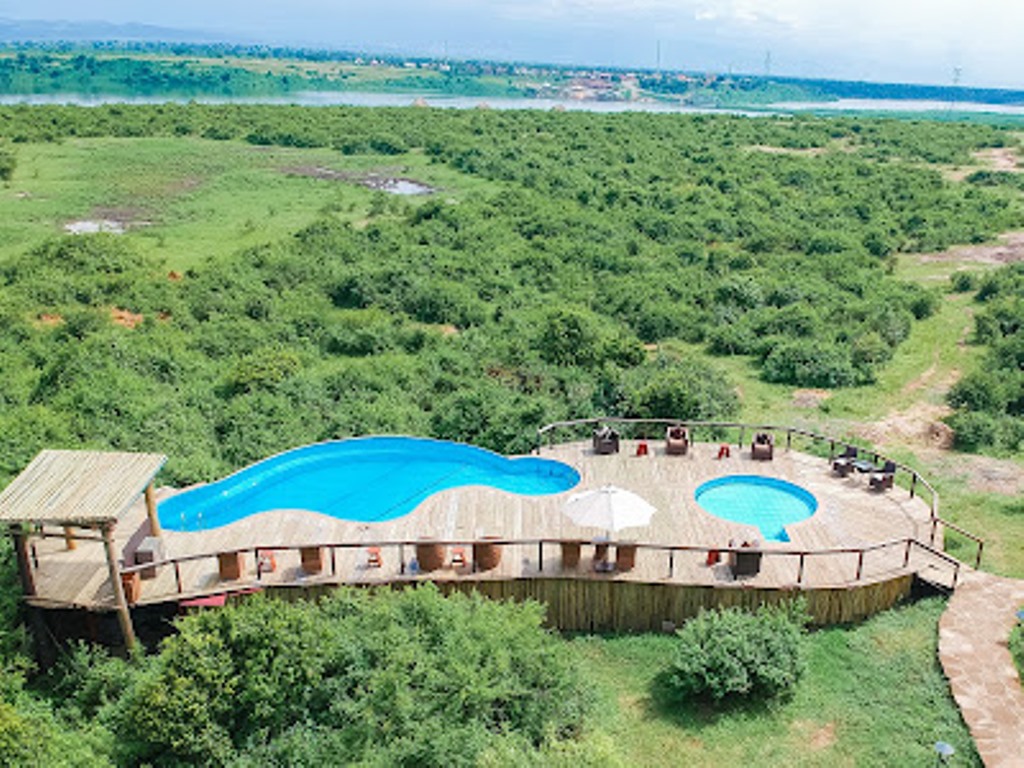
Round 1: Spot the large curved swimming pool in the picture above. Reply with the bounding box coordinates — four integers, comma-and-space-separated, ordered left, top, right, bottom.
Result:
158, 437, 580, 532
695, 475, 818, 543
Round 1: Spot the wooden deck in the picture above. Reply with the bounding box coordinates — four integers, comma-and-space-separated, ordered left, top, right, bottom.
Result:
20, 439, 952, 620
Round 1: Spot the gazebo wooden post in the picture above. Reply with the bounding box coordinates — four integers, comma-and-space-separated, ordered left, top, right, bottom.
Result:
10, 526, 36, 597
144, 483, 161, 537
101, 522, 136, 651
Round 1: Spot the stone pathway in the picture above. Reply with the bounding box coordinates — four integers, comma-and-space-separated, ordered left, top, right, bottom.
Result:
939, 570, 1024, 767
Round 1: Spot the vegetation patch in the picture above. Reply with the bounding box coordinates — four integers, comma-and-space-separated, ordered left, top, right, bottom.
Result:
663, 602, 808, 704
40, 586, 591, 767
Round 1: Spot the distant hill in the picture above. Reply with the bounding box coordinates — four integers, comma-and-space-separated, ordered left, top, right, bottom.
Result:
0, 17, 225, 44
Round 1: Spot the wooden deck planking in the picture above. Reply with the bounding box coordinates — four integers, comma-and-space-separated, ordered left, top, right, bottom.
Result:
21, 440, 940, 610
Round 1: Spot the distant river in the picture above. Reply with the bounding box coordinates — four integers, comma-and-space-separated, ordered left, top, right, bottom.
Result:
2, 92, 1022, 116
769, 98, 1024, 115
0, 91, 762, 115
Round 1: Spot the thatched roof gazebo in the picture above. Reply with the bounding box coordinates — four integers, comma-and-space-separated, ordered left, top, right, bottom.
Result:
0, 450, 167, 649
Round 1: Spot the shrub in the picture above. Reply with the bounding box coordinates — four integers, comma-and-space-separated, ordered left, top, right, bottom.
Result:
762, 340, 859, 387
665, 602, 807, 704
114, 586, 590, 766
624, 359, 739, 422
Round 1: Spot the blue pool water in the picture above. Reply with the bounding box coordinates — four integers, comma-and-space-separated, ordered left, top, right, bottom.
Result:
694, 475, 817, 543
158, 437, 580, 532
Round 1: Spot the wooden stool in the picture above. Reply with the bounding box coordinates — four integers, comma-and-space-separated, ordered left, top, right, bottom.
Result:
450, 546, 467, 568
366, 546, 382, 568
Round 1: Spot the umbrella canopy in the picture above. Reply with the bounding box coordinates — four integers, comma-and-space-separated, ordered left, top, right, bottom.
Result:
563, 485, 656, 533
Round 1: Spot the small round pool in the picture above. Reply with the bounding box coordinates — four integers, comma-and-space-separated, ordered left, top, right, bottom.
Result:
694, 475, 817, 543
159, 437, 580, 532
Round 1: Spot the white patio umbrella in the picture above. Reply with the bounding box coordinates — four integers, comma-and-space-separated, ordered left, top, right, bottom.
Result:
562, 485, 656, 534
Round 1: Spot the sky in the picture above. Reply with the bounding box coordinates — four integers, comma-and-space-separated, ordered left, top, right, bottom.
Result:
3, 1, 1023, 88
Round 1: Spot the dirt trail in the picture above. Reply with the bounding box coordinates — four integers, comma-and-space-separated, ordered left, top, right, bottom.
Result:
971, 146, 1021, 171
918, 231, 1024, 266
849, 306, 1022, 494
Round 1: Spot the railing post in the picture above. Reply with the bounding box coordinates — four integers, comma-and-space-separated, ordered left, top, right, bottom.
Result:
786, 430, 792, 451
903, 539, 912, 568
399, 544, 405, 575
855, 550, 865, 581
668, 549, 674, 579
952, 562, 960, 590
797, 553, 805, 585
910, 473, 917, 499
538, 541, 544, 572
975, 541, 984, 569
255, 549, 262, 581
330, 546, 337, 576
174, 561, 182, 594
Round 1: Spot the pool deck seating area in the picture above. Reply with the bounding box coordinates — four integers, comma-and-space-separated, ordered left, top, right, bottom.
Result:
6, 422, 978, 641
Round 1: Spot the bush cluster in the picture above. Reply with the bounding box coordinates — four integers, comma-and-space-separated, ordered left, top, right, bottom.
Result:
947, 263, 1024, 453
45, 586, 590, 767
665, 602, 808, 704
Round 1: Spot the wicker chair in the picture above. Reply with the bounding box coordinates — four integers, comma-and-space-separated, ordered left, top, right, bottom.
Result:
751, 432, 774, 461
869, 460, 897, 491
665, 425, 689, 456
592, 426, 620, 455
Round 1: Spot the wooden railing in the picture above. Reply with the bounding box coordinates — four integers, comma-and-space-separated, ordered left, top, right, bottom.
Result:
117, 534, 963, 606
535, 417, 983, 568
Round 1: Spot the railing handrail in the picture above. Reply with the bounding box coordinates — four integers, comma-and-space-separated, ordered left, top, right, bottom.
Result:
119, 534, 930, 577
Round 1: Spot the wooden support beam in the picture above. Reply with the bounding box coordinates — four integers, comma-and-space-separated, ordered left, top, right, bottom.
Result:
144, 483, 161, 537
101, 523, 136, 651
10, 528, 35, 597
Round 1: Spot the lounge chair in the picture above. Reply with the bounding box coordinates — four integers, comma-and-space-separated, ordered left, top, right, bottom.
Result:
729, 540, 762, 577
832, 446, 857, 477
592, 426, 620, 455
665, 425, 689, 455
869, 460, 897, 491
751, 432, 774, 461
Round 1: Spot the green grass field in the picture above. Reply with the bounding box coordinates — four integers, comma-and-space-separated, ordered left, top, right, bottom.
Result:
0, 137, 496, 270
573, 598, 979, 767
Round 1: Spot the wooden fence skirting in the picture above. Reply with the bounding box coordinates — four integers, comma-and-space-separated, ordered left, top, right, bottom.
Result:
248, 573, 914, 631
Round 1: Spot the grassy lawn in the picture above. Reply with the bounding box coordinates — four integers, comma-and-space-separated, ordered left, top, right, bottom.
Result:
572, 597, 979, 767
0, 137, 496, 270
